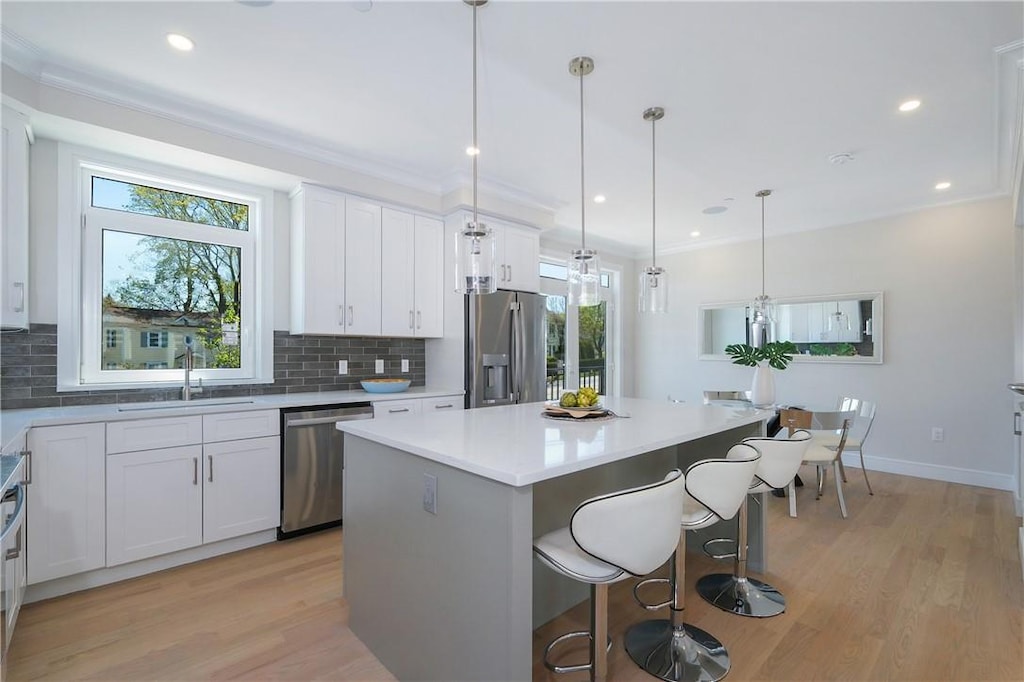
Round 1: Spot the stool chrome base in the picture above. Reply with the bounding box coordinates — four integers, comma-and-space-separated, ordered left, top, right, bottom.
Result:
695, 573, 786, 618
624, 619, 730, 682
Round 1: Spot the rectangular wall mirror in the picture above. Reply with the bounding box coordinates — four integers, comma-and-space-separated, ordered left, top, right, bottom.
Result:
699, 292, 884, 364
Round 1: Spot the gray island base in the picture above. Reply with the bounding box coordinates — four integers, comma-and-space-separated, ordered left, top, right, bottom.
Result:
339, 397, 768, 681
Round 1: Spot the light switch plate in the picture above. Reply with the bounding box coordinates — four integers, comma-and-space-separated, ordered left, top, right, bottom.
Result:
338, 360, 348, 375
401, 358, 409, 373
375, 358, 385, 374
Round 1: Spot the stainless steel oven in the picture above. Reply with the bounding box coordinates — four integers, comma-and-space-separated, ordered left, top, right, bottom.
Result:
0, 455, 27, 677
278, 404, 373, 539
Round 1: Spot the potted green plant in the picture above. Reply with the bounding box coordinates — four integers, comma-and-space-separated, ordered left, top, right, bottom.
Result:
723, 341, 797, 407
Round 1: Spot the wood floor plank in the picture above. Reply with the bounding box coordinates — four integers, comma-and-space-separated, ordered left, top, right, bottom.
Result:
7, 470, 1022, 681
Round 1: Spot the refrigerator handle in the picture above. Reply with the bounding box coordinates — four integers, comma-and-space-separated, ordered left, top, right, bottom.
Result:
510, 303, 520, 402
517, 302, 527, 403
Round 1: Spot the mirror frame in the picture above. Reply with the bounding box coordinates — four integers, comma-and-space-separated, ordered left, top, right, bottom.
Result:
698, 291, 885, 365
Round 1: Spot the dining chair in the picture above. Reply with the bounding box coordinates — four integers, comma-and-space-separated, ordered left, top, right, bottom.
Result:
779, 408, 857, 518
831, 397, 877, 495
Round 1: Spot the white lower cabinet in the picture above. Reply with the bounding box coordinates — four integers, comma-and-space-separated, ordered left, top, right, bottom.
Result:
26, 423, 106, 585
106, 445, 204, 566
373, 399, 423, 418
203, 436, 280, 543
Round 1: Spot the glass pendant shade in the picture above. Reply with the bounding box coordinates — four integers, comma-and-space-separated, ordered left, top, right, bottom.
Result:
639, 266, 667, 313
750, 294, 776, 348
828, 303, 850, 331
454, 220, 496, 294
568, 248, 601, 307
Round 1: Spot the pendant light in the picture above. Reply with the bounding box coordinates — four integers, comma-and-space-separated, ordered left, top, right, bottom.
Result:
828, 301, 850, 332
639, 106, 667, 313
750, 189, 776, 348
567, 56, 601, 307
454, 0, 497, 295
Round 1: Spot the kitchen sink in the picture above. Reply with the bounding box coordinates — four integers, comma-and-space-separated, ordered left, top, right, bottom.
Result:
1009, 384, 1024, 396
117, 397, 255, 411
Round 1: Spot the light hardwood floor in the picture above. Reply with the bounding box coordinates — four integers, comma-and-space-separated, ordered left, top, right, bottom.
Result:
8, 467, 1023, 681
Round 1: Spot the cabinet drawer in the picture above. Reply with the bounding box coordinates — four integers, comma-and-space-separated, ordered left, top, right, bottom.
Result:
107, 416, 203, 454
373, 400, 422, 418
203, 410, 279, 443
421, 396, 463, 413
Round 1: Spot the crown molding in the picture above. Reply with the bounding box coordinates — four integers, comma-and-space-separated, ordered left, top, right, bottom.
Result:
0, 28, 44, 79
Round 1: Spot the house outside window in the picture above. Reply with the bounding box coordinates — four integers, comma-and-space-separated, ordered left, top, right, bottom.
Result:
57, 146, 274, 390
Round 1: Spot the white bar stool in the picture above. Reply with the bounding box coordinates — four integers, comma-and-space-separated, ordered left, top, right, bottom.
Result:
533, 469, 687, 682
624, 444, 761, 682
696, 431, 811, 618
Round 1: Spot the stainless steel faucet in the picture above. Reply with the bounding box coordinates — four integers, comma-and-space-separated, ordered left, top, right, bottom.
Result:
182, 336, 202, 401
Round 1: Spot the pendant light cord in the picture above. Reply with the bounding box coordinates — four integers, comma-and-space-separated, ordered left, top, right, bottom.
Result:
760, 194, 765, 298
578, 68, 586, 252
471, 2, 478, 227
651, 116, 657, 268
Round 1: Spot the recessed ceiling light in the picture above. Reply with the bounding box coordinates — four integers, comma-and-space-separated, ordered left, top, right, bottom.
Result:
702, 206, 727, 215
690, 230, 701, 238
166, 33, 194, 52
935, 181, 951, 190
465, 146, 480, 156
593, 195, 606, 204
899, 99, 921, 112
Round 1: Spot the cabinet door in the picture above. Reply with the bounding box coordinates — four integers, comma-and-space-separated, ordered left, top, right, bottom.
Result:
414, 216, 444, 338
501, 226, 540, 293
344, 199, 382, 335
106, 445, 203, 566
290, 185, 345, 334
1, 104, 30, 329
203, 436, 280, 543
26, 423, 106, 584
380, 208, 416, 337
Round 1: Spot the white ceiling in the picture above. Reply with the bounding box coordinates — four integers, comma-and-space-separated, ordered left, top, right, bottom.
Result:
2, 1, 1022, 255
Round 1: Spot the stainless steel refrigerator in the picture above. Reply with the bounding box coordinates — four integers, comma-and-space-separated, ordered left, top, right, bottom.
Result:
465, 290, 546, 408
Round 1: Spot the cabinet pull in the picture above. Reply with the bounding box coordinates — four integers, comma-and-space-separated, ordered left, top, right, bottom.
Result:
4, 527, 22, 561
434, 403, 453, 410
416, 311, 422, 329
193, 457, 198, 485
348, 305, 354, 326
507, 265, 512, 282
12, 282, 25, 313
409, 310, 414, 329
208, 455, 214, 482
338, 305, 345, 326
22, 450, 31, 485
501, 264, 507, 282
388, 407, 410, 414
1015, 412, 1021, 437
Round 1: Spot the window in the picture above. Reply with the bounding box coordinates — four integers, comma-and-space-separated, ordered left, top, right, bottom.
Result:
58, 146, 274, 390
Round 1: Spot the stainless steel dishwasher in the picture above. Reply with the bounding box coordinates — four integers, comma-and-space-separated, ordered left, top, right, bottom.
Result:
279, 403, 373, 539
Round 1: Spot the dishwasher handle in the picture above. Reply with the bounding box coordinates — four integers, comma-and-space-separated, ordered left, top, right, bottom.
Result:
285, 413, 373, 428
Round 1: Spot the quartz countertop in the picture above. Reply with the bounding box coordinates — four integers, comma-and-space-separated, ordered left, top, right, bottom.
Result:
337, 396, 770, 487
0, 386, 463, 452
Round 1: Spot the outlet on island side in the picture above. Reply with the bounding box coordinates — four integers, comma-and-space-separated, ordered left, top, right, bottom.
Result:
423, 473, 438, 515
375, 359, 384, 374
931, 427, 944, 442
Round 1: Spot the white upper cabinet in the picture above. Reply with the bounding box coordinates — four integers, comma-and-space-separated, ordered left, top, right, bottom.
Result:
1, 104, 30, 330
344, 199, 383, 336
498, 225, 540, 293
380, 209, 444, 338
291, 184, 346, 335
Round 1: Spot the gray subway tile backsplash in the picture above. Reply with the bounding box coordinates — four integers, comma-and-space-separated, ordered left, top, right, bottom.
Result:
0, 325, 426, 409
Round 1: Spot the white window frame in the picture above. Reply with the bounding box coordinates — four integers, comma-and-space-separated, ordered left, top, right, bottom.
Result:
58, 144, 274, 391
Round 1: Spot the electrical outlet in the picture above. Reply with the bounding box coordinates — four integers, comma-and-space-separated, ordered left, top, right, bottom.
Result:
931, 427, 944, 442
375, 359, 384, 374
401, 358, 409, 373
423, 474, 438, 514
337, 360, 348, 375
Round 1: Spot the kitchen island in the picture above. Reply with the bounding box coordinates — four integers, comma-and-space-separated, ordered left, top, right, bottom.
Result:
338, 397, 769, 682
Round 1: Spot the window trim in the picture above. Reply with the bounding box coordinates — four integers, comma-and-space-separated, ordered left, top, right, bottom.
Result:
57, 144, 274, 391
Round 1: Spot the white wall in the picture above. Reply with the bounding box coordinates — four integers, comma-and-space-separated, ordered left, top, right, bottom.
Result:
634, 197, 1017, 490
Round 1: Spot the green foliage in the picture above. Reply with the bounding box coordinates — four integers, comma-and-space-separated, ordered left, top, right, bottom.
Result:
809, 342, 856, 357
724, 341, 798, 370
579, 302, 606, 360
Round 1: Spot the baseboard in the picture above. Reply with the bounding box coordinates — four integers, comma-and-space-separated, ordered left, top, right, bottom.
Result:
840, 452, 1016, 492
25, 529, 277, 604
1019, 527, 1024, 583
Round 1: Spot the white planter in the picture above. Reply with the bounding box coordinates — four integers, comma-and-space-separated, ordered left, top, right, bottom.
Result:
750, 361, 776, 408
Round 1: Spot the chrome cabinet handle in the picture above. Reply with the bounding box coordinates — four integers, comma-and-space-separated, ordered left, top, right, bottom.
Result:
507, 265, 512, 282
416, 311, 422, 329
338, 305, 345, 326
434, 403, 453, 410
208, 455, 214, 482
388, 407, 410, 414
5, 526, 22, 561
12, 282, 24, 313
409, 310, 414, 329
1015, 412, 1021, 437
22, 450, 31, 485
193, 457, 198, 485
501, 264, 507, 282
348, 306, 354, 326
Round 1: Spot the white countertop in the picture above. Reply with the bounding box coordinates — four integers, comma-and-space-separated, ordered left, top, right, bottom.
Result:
337, 396, 770, 487
0, 386, 463, 452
